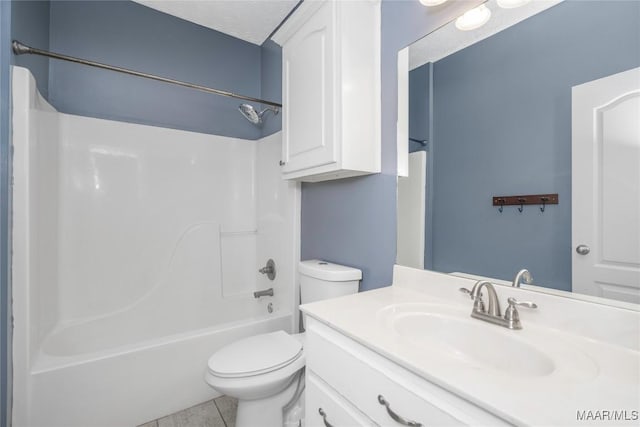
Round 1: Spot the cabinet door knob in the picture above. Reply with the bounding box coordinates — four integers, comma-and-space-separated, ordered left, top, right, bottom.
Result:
279, 160, 286, 166
318, 408, 334, 427
377, 395, 423, 427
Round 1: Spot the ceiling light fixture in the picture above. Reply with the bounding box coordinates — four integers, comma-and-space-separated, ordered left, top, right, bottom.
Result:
455, 4, 492, 31
496, 0, 531, 9
419, 0, 449, 7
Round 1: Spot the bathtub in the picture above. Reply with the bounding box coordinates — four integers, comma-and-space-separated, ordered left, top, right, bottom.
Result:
11, 67, 301, 427
27, 313, 292, 427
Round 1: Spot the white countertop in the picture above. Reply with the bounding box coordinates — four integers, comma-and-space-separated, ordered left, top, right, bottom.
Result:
300, 266, 640, 426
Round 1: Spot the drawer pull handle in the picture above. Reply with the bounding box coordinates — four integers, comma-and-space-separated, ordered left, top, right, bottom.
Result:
318, 408, 334, 427
378, 395, 423, 427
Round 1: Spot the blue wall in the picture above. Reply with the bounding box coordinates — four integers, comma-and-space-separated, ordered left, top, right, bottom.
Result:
48, 0, 266, 140
409, 63, 429, 153
1, 1, 12, 423
429, 0, 640, 291
260, 39, 283, 137
301, 175, 398, 291
300, 0, 483, 291
11, 1, 282, 140
11, 0, 50, 98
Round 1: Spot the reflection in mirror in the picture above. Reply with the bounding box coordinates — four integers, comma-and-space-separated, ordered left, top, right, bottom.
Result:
396, 0, 640, 305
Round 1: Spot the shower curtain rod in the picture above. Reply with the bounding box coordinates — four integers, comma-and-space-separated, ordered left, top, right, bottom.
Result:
11, 40, 282, 108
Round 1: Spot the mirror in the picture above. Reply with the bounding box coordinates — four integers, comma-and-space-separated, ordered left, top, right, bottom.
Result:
396, 0, 640, 306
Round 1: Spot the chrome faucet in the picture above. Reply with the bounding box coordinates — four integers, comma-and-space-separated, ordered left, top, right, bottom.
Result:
472, 281, 501, 317
460, 280, 495, 316
460, 280, 537, 330
512, 269, 533, 288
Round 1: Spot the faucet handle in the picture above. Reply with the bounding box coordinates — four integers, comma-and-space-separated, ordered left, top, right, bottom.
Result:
459, 287, 472, 298
507, 297, 537, 309
459, 287, 483, 299
459, 287, 485, 312
504, 297, 537, 330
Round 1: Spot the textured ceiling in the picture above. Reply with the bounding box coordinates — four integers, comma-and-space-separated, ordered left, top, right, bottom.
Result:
409, 0, 563, 70
133, 0, 299, 45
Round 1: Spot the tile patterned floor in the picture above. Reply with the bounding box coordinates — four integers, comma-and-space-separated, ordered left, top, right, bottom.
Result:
139, 396, 238, 427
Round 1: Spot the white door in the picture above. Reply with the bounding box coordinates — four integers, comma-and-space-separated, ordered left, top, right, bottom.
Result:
281, 1, 336, 174
572, 67, 640, 303
397, 151, 426, 269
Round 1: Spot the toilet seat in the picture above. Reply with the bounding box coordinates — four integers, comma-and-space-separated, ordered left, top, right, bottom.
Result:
205, 331, 306, 401
207, 331, 303, 379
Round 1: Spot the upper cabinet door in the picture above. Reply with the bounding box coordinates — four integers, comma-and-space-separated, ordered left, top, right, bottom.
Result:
282, 2, 336, 174
274, 0, 380, 182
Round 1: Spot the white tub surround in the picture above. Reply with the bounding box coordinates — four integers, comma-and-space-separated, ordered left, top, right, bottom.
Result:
11, 66, 300, 427
300, 265, 640, 426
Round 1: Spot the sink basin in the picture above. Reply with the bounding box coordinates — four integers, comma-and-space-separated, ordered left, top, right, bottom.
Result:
394, 312, 555, 377
378, 303, 556, 377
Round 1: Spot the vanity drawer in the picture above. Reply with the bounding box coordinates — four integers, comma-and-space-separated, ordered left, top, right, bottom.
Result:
306, 371, 377, 427
306, 317, 507, 426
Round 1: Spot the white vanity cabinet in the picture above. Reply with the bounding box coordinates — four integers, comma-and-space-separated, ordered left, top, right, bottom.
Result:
306, 372, 377, 427
304, 317, 509, 427
272, 0, 381, 182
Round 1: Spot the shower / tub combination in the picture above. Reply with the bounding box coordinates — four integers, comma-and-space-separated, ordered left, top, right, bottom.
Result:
11, 66, 299, 426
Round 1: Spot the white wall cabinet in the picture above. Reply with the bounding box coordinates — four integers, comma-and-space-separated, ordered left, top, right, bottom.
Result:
272, 0, 381, 182
304, 317, 510, 426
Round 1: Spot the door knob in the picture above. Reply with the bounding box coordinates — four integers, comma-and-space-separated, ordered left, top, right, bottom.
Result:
576, 244, 590, 255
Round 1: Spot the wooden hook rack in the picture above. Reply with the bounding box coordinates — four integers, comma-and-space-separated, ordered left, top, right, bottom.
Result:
492, 193, 559, 207
493, 193, 558, 212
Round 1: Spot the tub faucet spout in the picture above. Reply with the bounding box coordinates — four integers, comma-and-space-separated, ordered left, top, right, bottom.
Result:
253, 288, 274, 299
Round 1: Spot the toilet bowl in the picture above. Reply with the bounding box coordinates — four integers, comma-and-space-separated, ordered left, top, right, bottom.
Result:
205, 331, 306, 427
205, 260, 362, 427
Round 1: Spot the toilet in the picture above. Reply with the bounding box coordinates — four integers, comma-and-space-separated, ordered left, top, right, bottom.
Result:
204, 260, 362, 427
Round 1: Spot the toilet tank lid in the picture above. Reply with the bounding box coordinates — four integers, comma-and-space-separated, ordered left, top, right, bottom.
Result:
299, 259, 362, 281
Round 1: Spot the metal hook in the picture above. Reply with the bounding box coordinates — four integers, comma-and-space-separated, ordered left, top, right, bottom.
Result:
517, 198, 526, 213
540, 197, 548, 213
409, 137, 428, 146
497, 198, 504, 213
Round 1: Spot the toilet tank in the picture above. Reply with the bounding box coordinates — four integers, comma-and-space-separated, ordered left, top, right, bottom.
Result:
299, 260, 362, 305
